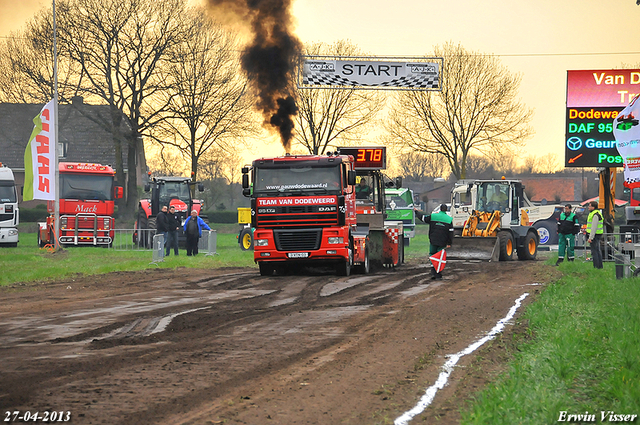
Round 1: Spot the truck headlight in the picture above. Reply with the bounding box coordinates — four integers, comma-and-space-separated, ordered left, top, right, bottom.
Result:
60, 217, 67, 229
9, 229, 18, 236
328, 237, 343, 244
255, 239, 269, 247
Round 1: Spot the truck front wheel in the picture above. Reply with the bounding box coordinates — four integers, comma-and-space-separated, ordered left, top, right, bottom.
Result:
338, 246, 353, 276
259, 262, 274, 276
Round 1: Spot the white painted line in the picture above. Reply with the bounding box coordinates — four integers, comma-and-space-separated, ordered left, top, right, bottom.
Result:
394, 292, 529, 425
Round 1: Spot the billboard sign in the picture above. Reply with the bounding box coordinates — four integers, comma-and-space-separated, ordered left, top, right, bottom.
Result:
298, 56, 442, 91
565, 69, 640, 167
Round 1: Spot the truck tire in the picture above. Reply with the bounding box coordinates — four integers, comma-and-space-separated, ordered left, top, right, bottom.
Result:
136, 212, 147, 248
356, 248, 370, 274
533, 220, 558, 246
498, 231, 515, 261
239, 227, 254, 251
37, 231, 45, 248
259, 262, 274, 276
337, 245, 353, 276
146, 217, 157, 248
516, 231, 538, 261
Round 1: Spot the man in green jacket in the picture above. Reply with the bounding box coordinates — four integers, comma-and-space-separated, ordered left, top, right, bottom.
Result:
415, 204, 454, 280
556, 204, 580, 265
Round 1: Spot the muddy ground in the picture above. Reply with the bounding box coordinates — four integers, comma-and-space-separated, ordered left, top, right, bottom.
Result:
0, 258, 558, 425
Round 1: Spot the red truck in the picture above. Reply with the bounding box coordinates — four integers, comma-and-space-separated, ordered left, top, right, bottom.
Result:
241, 146, 403, 276
38, 162, 123, 247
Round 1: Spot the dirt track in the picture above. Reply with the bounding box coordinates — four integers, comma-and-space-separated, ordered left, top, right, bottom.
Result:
0, 258, 555, 425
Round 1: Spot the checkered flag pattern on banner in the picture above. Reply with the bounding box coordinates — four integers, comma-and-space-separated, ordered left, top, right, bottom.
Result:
303, 72, 439, 89
429, 249, 447, 273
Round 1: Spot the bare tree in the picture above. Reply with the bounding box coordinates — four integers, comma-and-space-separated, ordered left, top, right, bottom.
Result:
536, 153, 562, 174
386, 42, 533, 180
198, 148, 243, 210
0, 6, 80, 103
58, 0, 190, 212
294, 40, 385, 154
395, 150, 449, 181
150, 9, 256, 183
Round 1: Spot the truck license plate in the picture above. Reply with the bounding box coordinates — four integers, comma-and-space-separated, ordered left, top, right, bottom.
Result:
287, 252, 309, 258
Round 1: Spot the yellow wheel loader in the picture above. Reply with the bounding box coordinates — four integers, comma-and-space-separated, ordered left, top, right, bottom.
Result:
449, 180, 540, 261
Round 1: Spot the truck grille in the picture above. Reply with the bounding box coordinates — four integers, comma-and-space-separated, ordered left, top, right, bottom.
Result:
76, 217, 97, 229
274, 229, 322, 251
257, 205, 338, 228
0, 213, 13, 222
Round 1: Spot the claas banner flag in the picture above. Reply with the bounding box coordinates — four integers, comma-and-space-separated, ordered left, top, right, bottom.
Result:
23, 100, 56, 201
614, 94, 640, 188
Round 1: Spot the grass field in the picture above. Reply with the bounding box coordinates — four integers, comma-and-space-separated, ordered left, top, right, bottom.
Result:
461, 258, 640, 424
0, 224, 433, 286
0, 225, 256, 286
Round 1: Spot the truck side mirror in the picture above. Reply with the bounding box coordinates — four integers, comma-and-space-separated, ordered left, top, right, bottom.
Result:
144, 183, 150, 192
242, 174, 249, 189
395, 177, 402, 188
114, 186, 124, 199
347, 170, 356, 186
198, 183, 204, 192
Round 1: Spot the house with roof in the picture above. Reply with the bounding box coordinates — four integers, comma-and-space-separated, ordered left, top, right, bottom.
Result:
0, 97, 146, 207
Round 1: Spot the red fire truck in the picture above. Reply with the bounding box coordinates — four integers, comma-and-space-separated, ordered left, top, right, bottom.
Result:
241, 146, 403, 276
38, 162, 123, 247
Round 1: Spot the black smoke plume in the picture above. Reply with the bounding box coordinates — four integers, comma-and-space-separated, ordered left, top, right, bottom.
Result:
206, 0, 301, 151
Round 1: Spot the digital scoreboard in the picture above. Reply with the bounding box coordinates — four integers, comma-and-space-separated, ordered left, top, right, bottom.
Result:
338, 146, 387, 169
565, 69, 640, 167
565, 107, 622, 166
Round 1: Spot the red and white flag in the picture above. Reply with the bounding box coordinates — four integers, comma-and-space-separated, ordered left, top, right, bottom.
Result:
23, 99, 56, 201
429, 249, 447, 273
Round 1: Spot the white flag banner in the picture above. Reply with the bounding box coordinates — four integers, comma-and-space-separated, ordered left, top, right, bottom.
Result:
23, 99, 56, 201
614, 94, 640, 186
299, 56, 442, 90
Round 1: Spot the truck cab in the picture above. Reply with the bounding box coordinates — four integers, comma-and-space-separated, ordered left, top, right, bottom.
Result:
0, 163, 19, 247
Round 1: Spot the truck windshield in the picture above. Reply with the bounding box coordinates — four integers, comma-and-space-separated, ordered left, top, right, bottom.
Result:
254, 166, 341, 194
0, 183, 17, 203
60, 174, 113, 201
159, 182, 191, 205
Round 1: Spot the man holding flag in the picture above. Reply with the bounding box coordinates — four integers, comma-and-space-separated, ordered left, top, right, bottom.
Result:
414, 204, 454, 280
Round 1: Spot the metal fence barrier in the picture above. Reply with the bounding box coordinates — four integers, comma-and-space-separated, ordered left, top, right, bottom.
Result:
199, 230, 218, 256
110, 228, 217, 256
574, 232, 640, 265
110, 229, 153, 251
152, 233, 165, 264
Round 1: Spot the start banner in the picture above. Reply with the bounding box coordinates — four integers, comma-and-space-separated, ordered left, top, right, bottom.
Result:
299, 56, 442, 91
23, 99, 56, 201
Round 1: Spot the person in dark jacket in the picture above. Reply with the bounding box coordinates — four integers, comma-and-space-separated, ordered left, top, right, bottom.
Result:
415, 204, 454, 280
556, 204, 580, 265
165, 205, 180, 256
183, 210, 211, 256
156, 205, 169, 246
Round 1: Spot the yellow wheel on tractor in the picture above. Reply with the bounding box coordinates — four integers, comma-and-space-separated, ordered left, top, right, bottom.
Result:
239, 227, 253, 251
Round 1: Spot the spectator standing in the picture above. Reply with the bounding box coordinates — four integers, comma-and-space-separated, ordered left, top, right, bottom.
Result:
165, 205, 180, 256
156, 205, 169, 246
183, 210, 211, 256
587, 201, 603, 269
556, 204, 580, 265
414, 204, 454, 280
